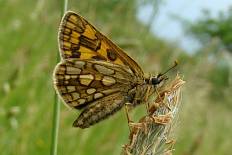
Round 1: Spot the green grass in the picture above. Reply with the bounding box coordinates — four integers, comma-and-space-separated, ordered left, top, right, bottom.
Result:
1, 0, 232, 155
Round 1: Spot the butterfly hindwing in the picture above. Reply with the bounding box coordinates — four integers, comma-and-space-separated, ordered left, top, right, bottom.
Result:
73, 92, 125, 128
58, 11, 144, 77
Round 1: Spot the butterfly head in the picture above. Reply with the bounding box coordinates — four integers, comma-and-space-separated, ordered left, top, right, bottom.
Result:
150, 74, 168, 86
147, 61, 178, 87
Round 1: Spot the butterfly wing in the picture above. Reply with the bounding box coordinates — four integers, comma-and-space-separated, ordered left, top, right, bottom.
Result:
58, 11, 144, 77
53, 59, 135, 109
73, 91, 125, 128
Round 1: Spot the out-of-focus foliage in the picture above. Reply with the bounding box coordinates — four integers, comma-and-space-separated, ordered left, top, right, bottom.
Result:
187, 8, 232, 53
1, 0, 232, 155
185, 8, 232, 107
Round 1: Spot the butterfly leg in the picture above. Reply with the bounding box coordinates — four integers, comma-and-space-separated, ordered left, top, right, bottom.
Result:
144, 85, 153, 113
124, 102, 134, 131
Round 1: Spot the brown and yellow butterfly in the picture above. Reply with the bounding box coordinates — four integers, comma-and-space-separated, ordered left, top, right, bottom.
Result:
53, 11, 169, 128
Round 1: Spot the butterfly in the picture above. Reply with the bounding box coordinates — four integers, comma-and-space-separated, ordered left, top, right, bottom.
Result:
53, 11, 173, 128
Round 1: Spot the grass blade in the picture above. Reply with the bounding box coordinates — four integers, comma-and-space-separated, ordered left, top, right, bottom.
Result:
50, 0, 68, 155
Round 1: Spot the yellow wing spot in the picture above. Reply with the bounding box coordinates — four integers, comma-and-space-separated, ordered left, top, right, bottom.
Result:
70, 37, 79, 44
98, 41, 109, 58
65, 75, 71, 79
63, 41, 71, 48
55, 76, 63, 83
94, 93, 104, 99
70, 101, 79, 106
94, 64, 114, 75
114, 71, 126, 80
56, 66, 65, 74
79, 46, 96, 54
111, 57, 124, 65
83, 25, 97, 40
94, 74, 103, 81
71, 75, 78, 79
74, 60, 86, 68
64, 50, 72, 56
66, 21, 76, 30
71, 92, 80, 100
56, 75, 64, 80
71, 31, 80, 38
69, 14, 78, 23
62, 34, 70, 41
66, 66, 81, 74
78, 98, 86, 105
102, 88, 120, 95
59, 66, 66, 71
79, 74, 94, 86
63, 28, 71, 34
63, 94, 72, 102
56, 86, 67, 93
80, 52, 98, 59
102, 76, 116, 86
86, 88, 96, 94
86, 94, 94, 101
67, 86, 76, 92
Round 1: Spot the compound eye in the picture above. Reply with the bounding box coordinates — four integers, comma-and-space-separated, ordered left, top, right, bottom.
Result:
151, 77, 160, 85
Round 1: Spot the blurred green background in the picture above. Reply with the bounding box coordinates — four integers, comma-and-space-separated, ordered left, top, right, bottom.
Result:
1, 0, 232, 155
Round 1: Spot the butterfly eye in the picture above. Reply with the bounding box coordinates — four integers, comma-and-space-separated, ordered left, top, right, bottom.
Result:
151, 77, 161, 86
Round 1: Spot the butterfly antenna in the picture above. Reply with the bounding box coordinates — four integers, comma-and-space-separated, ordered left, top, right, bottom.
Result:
158, 60, 178, 77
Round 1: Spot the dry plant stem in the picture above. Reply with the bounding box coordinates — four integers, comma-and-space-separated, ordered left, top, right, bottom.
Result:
50, 1, 68, 155
123, 75, 185, 155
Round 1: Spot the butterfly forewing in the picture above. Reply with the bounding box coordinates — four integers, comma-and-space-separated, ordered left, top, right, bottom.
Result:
58, 11, 144, 77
